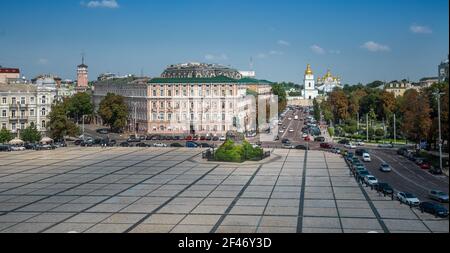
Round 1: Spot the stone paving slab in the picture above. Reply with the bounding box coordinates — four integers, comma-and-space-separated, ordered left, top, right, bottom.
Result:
0, 147, 447, 233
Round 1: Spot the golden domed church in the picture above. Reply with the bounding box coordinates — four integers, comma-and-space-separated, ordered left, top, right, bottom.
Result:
302, 64, 319, 100
316, 69, 342, 93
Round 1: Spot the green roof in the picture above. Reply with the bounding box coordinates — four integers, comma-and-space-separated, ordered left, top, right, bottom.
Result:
148, 75, 274, 85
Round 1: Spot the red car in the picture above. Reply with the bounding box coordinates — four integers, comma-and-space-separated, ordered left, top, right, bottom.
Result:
193, 136, 199, 141
304, 136, 311, 141
320, 143, 333, 149
185, 136, 193, 141
200, 136, 206, 141
420, 163, 431, 170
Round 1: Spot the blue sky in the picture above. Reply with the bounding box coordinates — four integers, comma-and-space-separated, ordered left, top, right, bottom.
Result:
0, 0, 448, 84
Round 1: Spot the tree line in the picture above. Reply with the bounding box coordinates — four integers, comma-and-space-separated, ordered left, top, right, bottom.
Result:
318, 81, 449, 147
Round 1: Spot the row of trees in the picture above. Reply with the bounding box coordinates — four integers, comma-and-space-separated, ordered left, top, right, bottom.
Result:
0, 123, 42, 144
318, 81, 449, 146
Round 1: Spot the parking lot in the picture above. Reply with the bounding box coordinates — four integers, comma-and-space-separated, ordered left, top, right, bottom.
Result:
0, 147, 447, 233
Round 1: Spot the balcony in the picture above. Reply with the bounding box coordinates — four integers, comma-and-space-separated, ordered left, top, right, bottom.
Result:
9, 103, 28, 109
9, 116, 28, 122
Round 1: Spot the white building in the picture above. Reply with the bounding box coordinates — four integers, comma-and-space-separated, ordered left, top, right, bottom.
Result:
316, 69, 342, 93
302, 64, 319, 100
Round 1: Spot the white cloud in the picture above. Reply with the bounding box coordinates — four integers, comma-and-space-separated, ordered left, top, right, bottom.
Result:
410, 24, 432, 34
257, 53, 267, 59
329, 50, 341, 55
37, 58, 48, 65
269, 50, 284, 55
82, 0, 119, 9
277, 40, 290, 46
310, 45, 326, 55
361, 41, 390, 52
204, 53, 228, 61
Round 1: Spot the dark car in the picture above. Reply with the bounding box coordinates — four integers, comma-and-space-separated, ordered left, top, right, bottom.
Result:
185, 136, 193, 141
419, 202, 449, 218
24, 143, 38, 150
295, 145, 309, 150
200, 136, 206, 141
414, 157, 428, 165
173, 136, 181, 141
0, 144, 12, 152
205, 136, 212, 141
282, 139, 291, 144
127, 135, 140, 142
186, 141, 199, 148
166, 136, 173, 141
146, 135, 153, 140
338, 139, 350, 145
314, 136, 325, 142
74, 139, 82, 146
375, 183, 394, 195
96, 129, 110, 134
320, 142, 333, 149
429, 168, 443, 175
170, 143, 183, 147
355, 149, 369, 156
212, 136, 219, 141
200, 143, 211, 148
397, 147, 408, 156
120, 142, 130, 147
420, 163, 431, 170
136, 143, 148, 147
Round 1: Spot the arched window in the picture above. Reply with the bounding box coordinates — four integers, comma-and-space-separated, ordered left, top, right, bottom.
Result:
42, 120, 46, 128
41, 108, 46, 116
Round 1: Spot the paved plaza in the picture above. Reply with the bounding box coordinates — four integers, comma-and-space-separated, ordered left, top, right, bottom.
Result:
0, 147, 447, 233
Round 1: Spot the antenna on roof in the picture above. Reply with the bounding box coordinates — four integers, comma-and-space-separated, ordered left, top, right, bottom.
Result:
81, 51, 85, 65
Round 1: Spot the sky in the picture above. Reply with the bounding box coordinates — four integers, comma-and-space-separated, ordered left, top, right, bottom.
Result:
0, 0, 448, 84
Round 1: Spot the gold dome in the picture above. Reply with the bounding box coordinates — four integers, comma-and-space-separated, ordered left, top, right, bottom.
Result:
305, 64, 313, 75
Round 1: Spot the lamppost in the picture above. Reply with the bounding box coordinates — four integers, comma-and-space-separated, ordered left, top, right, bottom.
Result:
434, 91, 445, 172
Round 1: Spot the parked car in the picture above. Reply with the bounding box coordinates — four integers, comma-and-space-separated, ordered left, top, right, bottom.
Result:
170, 143, 183, 147
120, 142, 130, 147
419, 202, 449, 218
344, 143, 357, 149
331, 147, 341, 154
24, 143, 38, 150
136, 143, 148, 147
282, 143, 295, 149
186, 141, 199, 148
378, 143, 394, 148
375, 183, 394, 195
282, 139, 290, 144
397, 147, 408, 156
379, 163, 392, 172
396, 192, 420, 206
127, 135, 140, 142
429, 167, 443, 175
356, 141, 365, 146
0, 144, 12, 152
302, 133, 308, 138
356, 170, 370, 181
193, 136, 199, 141
320, 143, 332, 149
219, 136, 226, 141
314, 136, 325, 142
11, 146, 26, 151
364, 175, 378, 186
39, 144, 56, 150
212, 136, 219, 141
205, 136, 212, 141
153, 143, 168, 148
174, 136, 181, 141
200, 143, 211, 148
185, 136, 193, 141
362, 153, 371, 162
414, 157, 428, 165
419, 163, 431, 170
96, 129, 110, 134
304, 136, 311, 141
429, 190, 449, 203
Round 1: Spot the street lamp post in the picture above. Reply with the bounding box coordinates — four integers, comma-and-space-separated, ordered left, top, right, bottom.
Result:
435, 91, 445, 172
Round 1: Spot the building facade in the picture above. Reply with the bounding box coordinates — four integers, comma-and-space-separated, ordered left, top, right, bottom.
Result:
302, 64, 319, 100
76, 57, 89, 92
439, 57, 449, 82
93, 63, 260, 136
0, 67, 20, 84
0, 83, 57, 135
316, 69, 342, 93
384, 81, 412, 97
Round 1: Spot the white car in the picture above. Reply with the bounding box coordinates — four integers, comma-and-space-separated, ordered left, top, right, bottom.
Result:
362, 153, 371, 162
396, 192, 420, 206
289, 128, 294, 133
153, 143, 167, 147
302, 133, 308, 138
364, 175, 378, 186
279, 129, 284, 133
356, 141, 365, 146
344, 143, 357, 149
219, 136, 226, 141
11, 146, 25, 151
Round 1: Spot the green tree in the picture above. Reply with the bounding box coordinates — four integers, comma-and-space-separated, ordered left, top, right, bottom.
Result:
0, 128, 13, 143
271, 84, 287, 113
98, 93, 129, 131
313, 98, 321, 122
66, 92, 94, 122
49, 102, 80, 140
20, 123, 41, 143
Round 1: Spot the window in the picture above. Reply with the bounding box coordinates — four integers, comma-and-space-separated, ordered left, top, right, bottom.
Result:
41, 96, 46, 104
1, 123, 6, 129
21, 123, 25, 130
190, 87, 195, 96
175, 89, 179, 96
160, 89, 165, 96
12, 97, 16, 104
20, 110, 25, 118
206, 89, 210, 96
152, 113, 157, 121
41, 108, 46, 116
309, 83, 311, 88
159, 113, 164, 121
183, 89, 187, 96
168, 113, 172, 121
1, 110, 6, 117
12, 123, 16, 131
222, 114, 226, 121
168, 90, 172, 97
153, 90, 157, 97
41, 121, 46, 128
2, 97, 6, 104
199, 88, 202, 96
222, 102, 225, 109
160, 102, 164, 109
229, 90, 233, 96
11, 110, 16, 118
21, 97, 25, 104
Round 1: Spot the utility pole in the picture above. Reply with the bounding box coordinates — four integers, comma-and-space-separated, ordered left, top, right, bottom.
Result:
366, 114, 369, 142
357, 112, 360, 130
394, 114, 396, 145
82, 115, 85, 142
134, 102, 137, 137
435, 91, 444, 172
